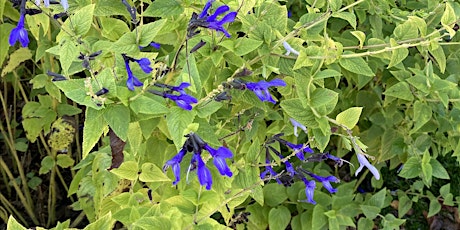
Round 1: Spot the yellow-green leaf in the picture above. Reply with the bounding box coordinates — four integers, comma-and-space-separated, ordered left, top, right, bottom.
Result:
336, 107, 363, 129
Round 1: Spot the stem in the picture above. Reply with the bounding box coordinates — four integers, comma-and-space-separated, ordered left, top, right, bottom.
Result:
47, 158, 57, 227
0, 157, 39, 225
0, 191, 28, 224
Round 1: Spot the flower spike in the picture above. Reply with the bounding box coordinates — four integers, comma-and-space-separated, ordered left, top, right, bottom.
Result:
355, 153, 380, 180
245, 79, 286, 104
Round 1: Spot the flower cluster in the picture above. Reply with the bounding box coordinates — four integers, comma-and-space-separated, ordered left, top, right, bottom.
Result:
163, 132, 233, 190
188, 0, 237, 38
260, 133, 341, 205
122, 54, 152, 91
148, 83, 198, 110
9, 0, 28, 47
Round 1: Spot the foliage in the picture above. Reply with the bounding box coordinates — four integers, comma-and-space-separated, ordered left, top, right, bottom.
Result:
1, 0, 460, 229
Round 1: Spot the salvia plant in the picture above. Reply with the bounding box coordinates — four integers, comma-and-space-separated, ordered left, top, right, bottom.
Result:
1, 0, 460, 229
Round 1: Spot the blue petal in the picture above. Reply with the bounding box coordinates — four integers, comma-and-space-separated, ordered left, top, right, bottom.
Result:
267, 79, 286, 87
207, 5, 229, 22
355, 153, 380, 180
125, 62, 143, 90
164, 149, 187, 185
150, 42, 161, 49
198, 0, 214, 19
193, 154, 213, 190
205, 145, 233, 177
9, 14, 29, 47
301, 178, 316, 204
217, 11, 237, 25
61, 0, 69, 10
136, 58, 153, 73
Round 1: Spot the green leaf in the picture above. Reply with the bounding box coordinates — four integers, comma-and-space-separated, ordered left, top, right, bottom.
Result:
411, 101, 432, 133
360, 205, 380, 219
59, 43, 81, 75
398, 195, 412, 218
367, 188, 386, 208
1, 48, 32, 77
358, 218, 374, 230
388, 38, 408, 68
53, 79, 101, 110
332, 12, 356, 29
100, 17, 130, 41
133, 217, 172, 230
399, 156, 421, 179
129, 95, 169, 116
111, 32, 138, 54
427, 198, 441, 218
104, 105, 130, 141
429, 45, 446, 73
312, 205, 327, 229
430, 159, 450, 179
138, 19, 167, 47
335, 107, 362, 129
83, 212, 116, 230
0, 23, 15, 67
310, 88, 338, 116
441, 3, 456, 39
39, 156, 55, 175
7, 215, 27, 230
139, 163, 171, 182
350, 31, 365, 49
384, 82, 414, 101
110, 161, 138, 180
143, 0, 183, 17
94, 0, 127, 16
56, 154, 75, 168
268, 206, 291, 230
280, 98, 318, 128
234, 38, 264, 56
314, 69, 342, 79
263, 184, 287, 207
339, 55, 374, 77
83, 108, 107, 159
166, 107, 196, 150
57, 104, 82, 116
439, 184, 450, 198
67, 4, 95, 36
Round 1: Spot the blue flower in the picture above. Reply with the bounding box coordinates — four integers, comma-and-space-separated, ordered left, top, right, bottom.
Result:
245, 79, 286, 104
163, 94, 198, 111
191, 0, 237, 38
289, 118, 307, 137
163, 133, 233, 190
60, 0, 68, 11
204, 144, 233, 177
285, 142, 313, 161
301, 178, 316, 204
355, 153, 380, 180
308, 173, 339, 194
283, 41, 300, 56
260, 158, 282, 184
122, 54, 152, 91
191, 153, 213, 190
163, 148, 187, 185
149, 42, 161, 49
9, 14, 29, 47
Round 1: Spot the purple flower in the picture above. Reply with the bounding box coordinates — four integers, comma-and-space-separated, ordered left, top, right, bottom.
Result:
285, 142, 313, 161
300, 178, 316, 204
260, 158, 282, 184
289, 118, 307, 137
308, 174, 339, 194
163, 148, 187, 185
204, 144, 233, 177
122, 54, 152, 91
163, 94, 198, 111
163, 133, 233, 190
245, 79, 286, 104
190, 0, 237, 38
191, 153, 212, 190
355, 153, 380, 180
150, 42, 161, 49
9, 14, 29, 47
